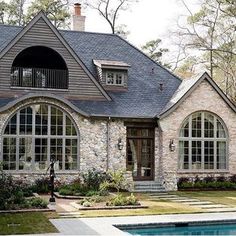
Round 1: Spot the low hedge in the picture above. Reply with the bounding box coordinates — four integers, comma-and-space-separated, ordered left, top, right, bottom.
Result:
178, 175, 236, 190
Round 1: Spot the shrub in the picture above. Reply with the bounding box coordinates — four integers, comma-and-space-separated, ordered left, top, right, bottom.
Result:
58, 183, 89, 196
59, 188, 74, 196
82, 169, 109, 191
177, 177, 191, 189
216, 175, 227, 182
203, 175, 215, 183
28, 197, 48, 208
100, 170, 127, 193
230, 175, 236, 183
106, 193, 139, 206
32, 177, 50, 193
85, 190, 100, 197
82, 201, 92, 207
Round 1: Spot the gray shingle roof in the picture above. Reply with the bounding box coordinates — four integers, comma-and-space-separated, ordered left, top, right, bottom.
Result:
0, 24, 182, 118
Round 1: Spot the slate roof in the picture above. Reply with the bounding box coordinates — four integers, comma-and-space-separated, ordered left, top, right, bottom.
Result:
0, 23, 182, 118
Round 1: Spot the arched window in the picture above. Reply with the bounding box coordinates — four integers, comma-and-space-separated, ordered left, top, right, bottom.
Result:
2, 104, 78, 171
11, 46, 68, 89
179, 111, 227, 170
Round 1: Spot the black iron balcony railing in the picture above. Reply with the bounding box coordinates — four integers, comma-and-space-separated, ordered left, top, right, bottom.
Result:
11, 67, 68, 89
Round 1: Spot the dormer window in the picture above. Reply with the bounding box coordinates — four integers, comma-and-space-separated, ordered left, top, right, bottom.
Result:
93, 59, 130, 91
106, 71, 125, 85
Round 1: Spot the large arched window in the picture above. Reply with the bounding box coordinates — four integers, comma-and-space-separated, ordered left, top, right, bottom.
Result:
2, 104, 78, 171
179, 111, 227, 170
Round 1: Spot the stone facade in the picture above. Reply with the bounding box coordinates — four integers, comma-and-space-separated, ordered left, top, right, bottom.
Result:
159, 79, 236, 191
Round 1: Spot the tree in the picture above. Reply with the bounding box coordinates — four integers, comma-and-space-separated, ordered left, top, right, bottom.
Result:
82, 0, 138, 34
141, 39, 171, 68
26, 0, 70, 29
0, 0, 27, 26
174, 0, 236, 98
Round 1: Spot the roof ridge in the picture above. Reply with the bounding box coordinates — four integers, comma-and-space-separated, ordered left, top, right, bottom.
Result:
60, 28, 117, 37
114, 34, 182, 82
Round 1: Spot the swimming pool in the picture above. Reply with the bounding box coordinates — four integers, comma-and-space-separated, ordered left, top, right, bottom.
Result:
120, 222, 236, 235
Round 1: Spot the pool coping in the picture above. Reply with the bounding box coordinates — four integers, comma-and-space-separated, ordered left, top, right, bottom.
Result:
50, 212, 236, 235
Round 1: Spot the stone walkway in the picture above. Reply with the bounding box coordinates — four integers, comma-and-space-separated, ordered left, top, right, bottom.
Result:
149, 192, 236, 212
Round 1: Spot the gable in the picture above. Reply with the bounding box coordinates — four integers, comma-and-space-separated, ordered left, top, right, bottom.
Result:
159, 73, 236, 119
0, 14, 110, 101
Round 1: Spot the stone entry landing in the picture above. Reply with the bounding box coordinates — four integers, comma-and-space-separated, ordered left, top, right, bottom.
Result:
149, 193, 236, 213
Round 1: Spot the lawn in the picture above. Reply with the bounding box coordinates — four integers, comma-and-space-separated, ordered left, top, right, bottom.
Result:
79, 193, 204, 217
0, 212, 58, 235
174, 190, 236, 207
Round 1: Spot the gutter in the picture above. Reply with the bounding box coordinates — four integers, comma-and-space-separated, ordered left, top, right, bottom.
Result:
106, 117, 111, 171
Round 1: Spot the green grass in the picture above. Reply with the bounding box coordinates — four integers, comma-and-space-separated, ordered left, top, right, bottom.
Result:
0, 212, 58, 235
174, 190, 236, 207
79, 193, 204, 217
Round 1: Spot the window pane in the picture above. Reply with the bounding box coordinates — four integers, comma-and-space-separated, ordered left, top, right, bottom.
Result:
217, 141, 226, 169
204, 113, 214, 138
3, 138, 16, 170
192, 113, 201, 137
35, 104, 48, 135
4, 114, 17, 135
217, 120, 226, 138
35, 138, 48, 170
19, 107, 32, 135
50, 138, 63, 170
204, 141, 214, 169
179, 141, 189, 169
180, 120, 189, 137
65, 139, 77, 170
19, 138, 33, 170
192, 141, 201, 169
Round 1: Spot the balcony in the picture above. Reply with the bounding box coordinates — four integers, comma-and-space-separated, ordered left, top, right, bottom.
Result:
11, 67, 68, 89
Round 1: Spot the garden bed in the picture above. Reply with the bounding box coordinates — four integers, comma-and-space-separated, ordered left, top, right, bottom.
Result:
70, 201, 148, 210
0, 208, 55, 213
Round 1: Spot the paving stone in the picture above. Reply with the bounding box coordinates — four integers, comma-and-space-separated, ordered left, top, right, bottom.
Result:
206, 208, 236, 212
199, 204, 229, 209
186, 201, 214, 205
174, 199, 199, 203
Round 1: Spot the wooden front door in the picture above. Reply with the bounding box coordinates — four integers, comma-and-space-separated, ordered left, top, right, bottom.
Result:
127, 127, 154, 181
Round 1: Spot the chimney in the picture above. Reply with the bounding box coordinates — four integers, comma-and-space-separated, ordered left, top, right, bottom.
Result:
72, 3, 85, 31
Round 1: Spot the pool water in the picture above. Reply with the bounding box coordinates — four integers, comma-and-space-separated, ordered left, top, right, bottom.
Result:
124, 223, 236, 235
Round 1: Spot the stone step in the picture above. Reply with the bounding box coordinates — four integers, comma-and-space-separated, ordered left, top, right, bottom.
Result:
151, 194, 178, 198
174, 199, 199, 202
133, 189, 166, 193
186, 201, 213, 205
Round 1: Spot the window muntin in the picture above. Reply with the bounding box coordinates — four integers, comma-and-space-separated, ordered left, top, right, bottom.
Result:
179, 112, 227, 171
106, 71, 124, 85
2, 104, 78, 171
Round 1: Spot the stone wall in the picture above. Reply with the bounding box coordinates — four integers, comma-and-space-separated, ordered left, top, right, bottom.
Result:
0, 97, 128, 185
159, 79, 236, 191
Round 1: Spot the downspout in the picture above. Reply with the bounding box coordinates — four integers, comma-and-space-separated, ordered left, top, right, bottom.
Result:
106, 117, 111, 171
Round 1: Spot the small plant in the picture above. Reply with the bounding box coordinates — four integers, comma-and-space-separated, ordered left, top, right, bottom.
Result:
32, 177, 50, 193
230, 175, 236, 183
28, 197, 48, 208
82, 169, 109, 191
203, 175, 215, 183
216, 175, 227, 182
100, 170, 127, 193
82, 201, 92, 207
106, 193, 139, 206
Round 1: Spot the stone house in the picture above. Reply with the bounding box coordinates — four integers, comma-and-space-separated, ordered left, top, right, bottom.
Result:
0, 6, 235, 191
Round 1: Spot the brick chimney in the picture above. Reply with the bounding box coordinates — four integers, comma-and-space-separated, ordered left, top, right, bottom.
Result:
72, 3, 85, 31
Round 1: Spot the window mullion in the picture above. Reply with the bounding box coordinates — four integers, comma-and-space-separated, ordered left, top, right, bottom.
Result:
16, 112, 20, 170
214, 116, 217, 169
63, 113, 66, 170
32, 105, 35, 170
201, 112, 204, 170
189, 116, 192, 170
48, 105, 51, 165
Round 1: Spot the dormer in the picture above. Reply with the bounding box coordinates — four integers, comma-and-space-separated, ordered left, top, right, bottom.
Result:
93, 60, 130, 91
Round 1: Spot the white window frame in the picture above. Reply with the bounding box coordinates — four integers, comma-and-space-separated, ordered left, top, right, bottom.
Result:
1, 104, 79, 173
178, 111, 228, 172
105, 71, 125, 86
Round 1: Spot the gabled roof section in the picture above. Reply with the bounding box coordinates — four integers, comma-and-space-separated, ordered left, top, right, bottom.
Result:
159, 72, 236, 119
0, 11, 111, 101
93, 59, 130, 69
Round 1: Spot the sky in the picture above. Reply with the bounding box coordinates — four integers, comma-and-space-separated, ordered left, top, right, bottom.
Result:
78, 0, 199, 48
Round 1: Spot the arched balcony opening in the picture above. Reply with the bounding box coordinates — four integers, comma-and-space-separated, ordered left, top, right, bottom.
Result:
11, 46, 68, 89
